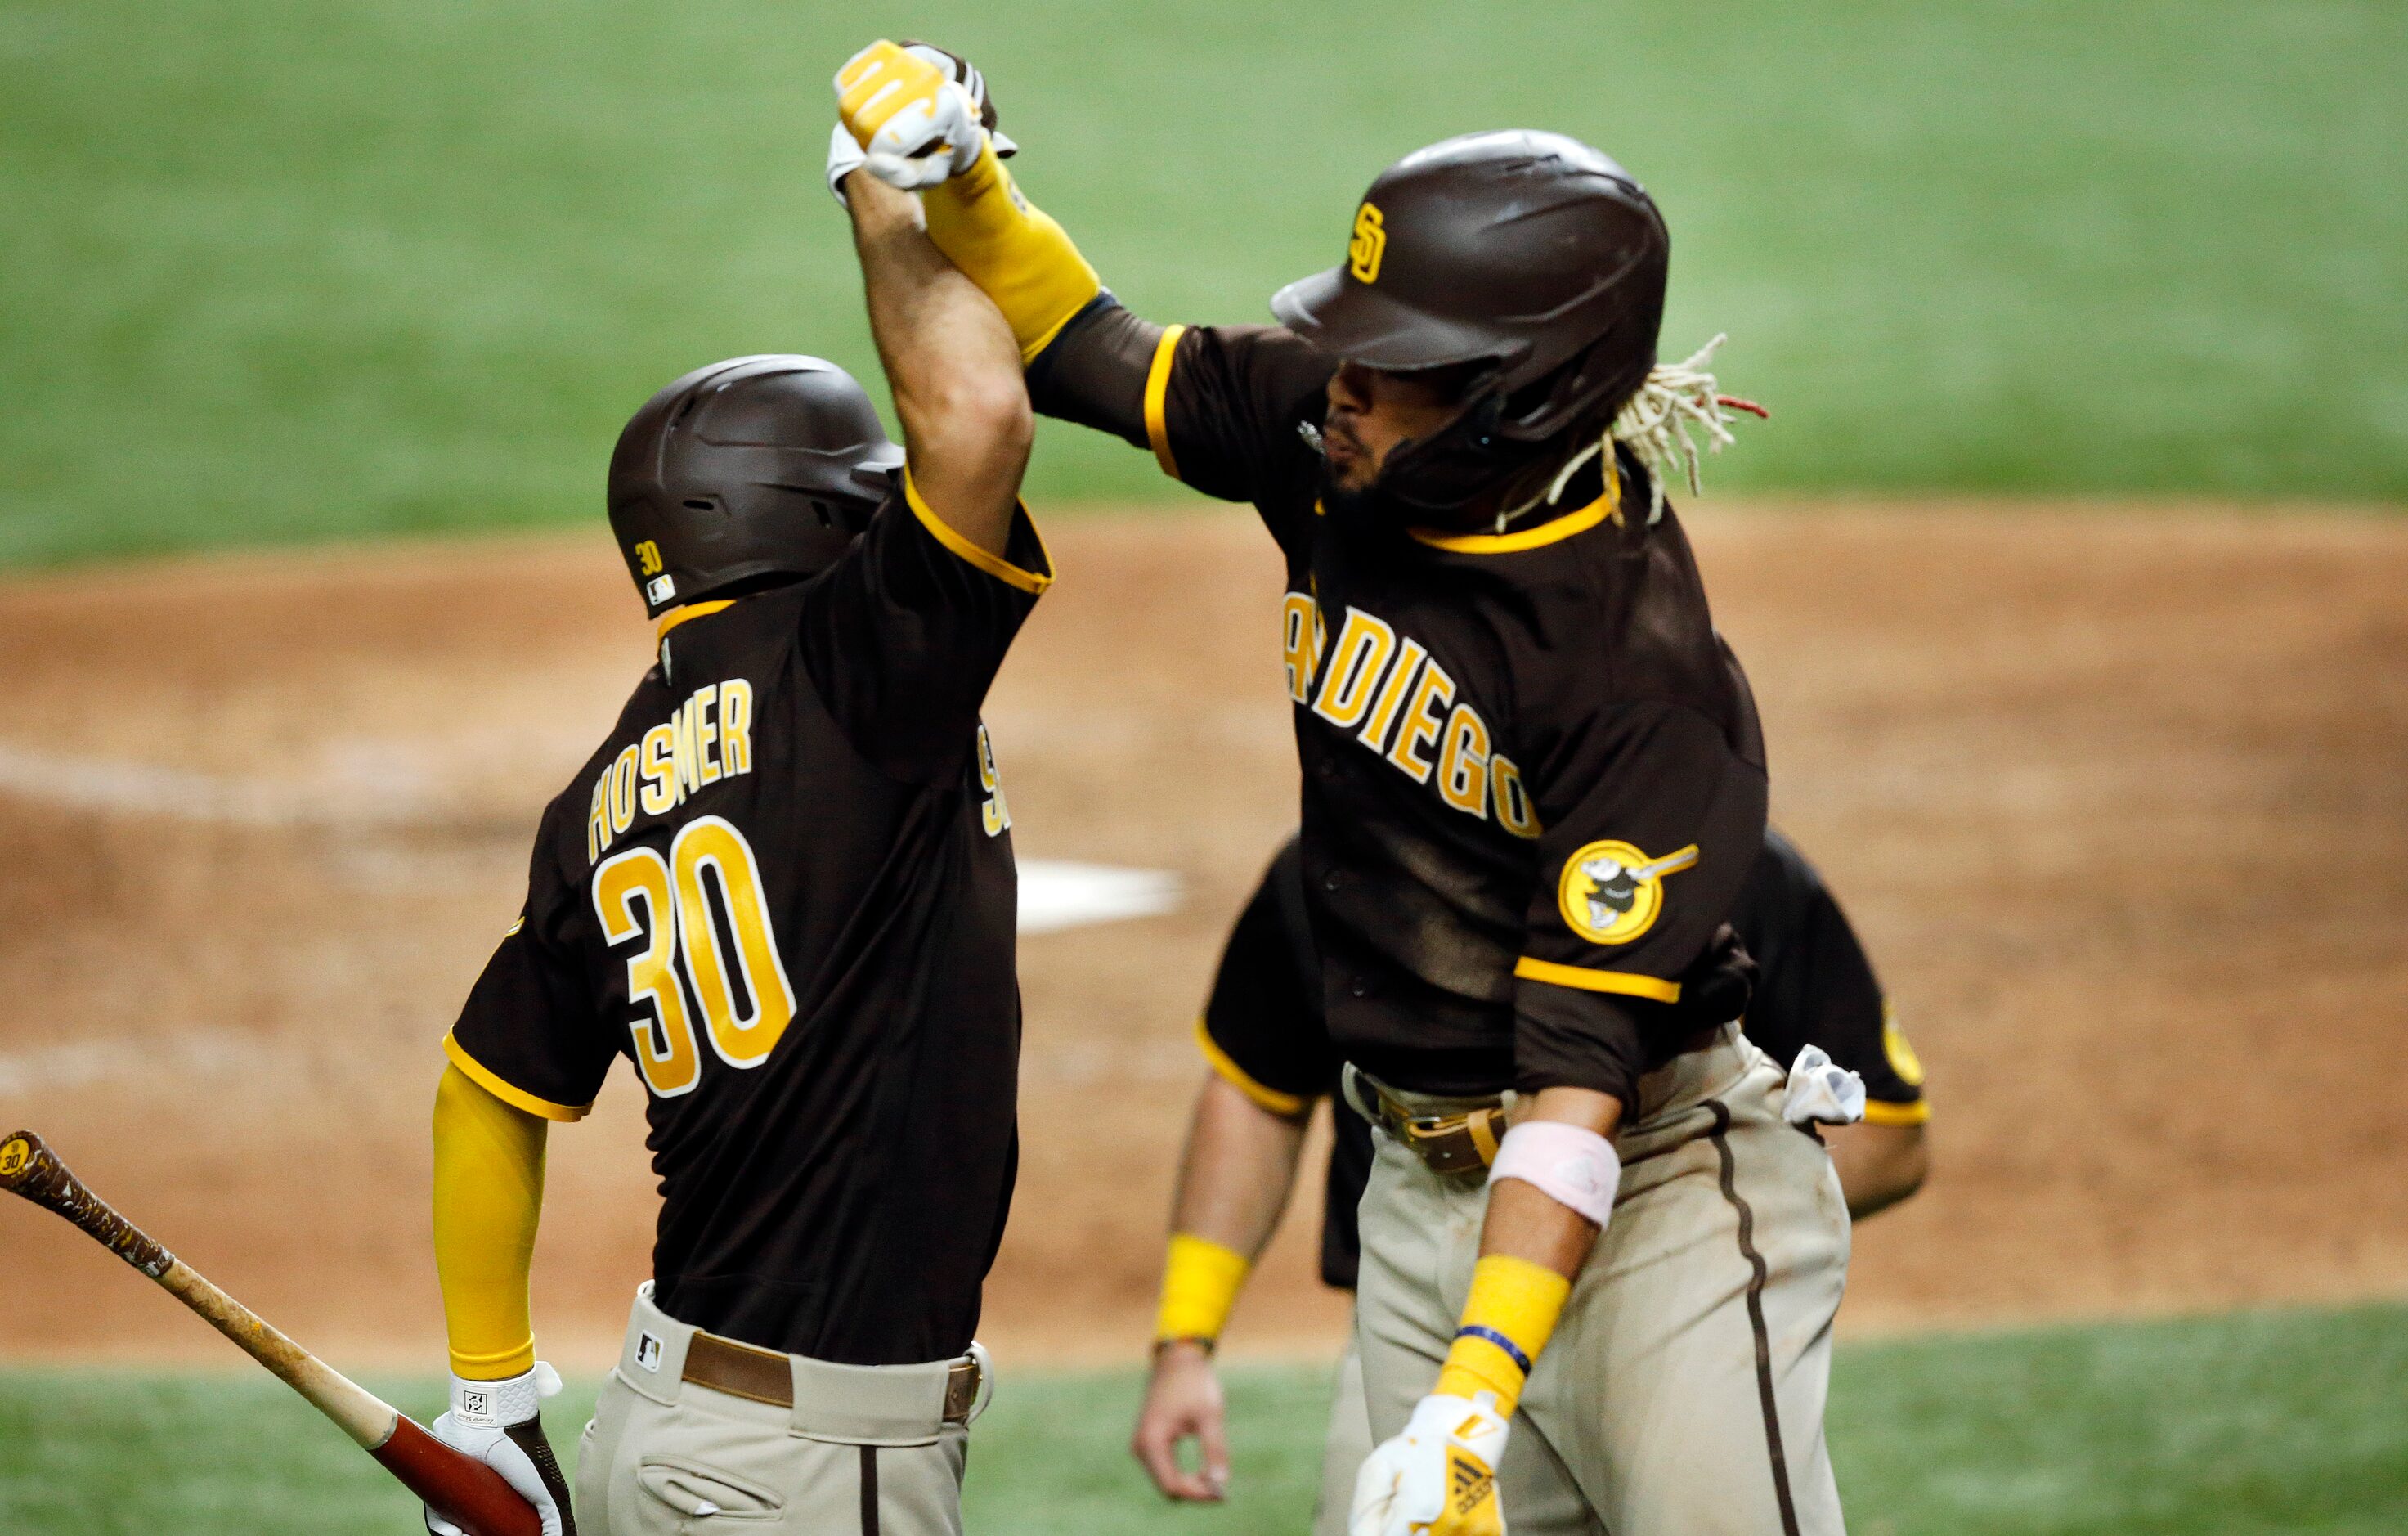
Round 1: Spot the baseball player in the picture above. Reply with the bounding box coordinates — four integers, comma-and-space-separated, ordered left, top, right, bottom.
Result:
836, 41, 1853, 1534
423, 155, 1048, 1535
1133, 827, 1930, 1527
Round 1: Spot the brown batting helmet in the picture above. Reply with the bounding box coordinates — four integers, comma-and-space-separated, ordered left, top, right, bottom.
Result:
607, 356, 904, 618
1271, 130, 1669, 519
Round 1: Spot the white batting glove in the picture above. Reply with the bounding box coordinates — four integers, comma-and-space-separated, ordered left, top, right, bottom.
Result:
425, 1362, 573, 1536
1351, 1390, 1510, 1536
833, 40, 986, 192
1782, 1044, 1867, 1126
825, 122, 870, 205
896, 42, 1016, 158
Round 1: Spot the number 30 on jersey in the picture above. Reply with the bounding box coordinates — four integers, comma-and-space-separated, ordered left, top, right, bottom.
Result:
591, 815, 797, 1097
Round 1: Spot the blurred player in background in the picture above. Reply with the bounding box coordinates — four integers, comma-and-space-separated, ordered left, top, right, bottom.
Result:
836, 38, 1860, 1536
1132, 829, 1930, 1526
421, 158, 1048, 1533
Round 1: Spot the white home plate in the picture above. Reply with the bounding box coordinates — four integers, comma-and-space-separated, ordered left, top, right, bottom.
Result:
1018, 860, 1182, 934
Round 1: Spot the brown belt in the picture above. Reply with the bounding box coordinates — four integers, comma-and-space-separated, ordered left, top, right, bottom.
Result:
682, 1330, 984, 1424
1349, 1068, 1509, 1175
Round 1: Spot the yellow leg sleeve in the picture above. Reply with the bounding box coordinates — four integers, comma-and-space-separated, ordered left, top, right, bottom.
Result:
432, 1063, 547, 1379
921, 140, 1102, 364
1434, 1254, 1572, 1417
1154, 1233, 1253, 1345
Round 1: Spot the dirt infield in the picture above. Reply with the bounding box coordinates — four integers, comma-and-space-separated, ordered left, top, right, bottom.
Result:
0, 503, 2401, 1368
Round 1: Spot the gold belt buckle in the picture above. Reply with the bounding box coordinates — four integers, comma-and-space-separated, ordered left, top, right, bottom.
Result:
943, 1356, 981, 1424
1397, 1106, 1505, 1174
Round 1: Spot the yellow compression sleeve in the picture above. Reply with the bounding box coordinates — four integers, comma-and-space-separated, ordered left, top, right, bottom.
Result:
1154, 1233, 1253, 1345
921, 139, 1102, 364
1434, 1255, 1573, 1417
432, 1063, 547, 1379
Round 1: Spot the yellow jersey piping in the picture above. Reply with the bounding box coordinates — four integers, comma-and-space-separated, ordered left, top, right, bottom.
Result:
655, 600, 734, 641
1410, 484, 1618, 555
1145, 325, 1187, 481
903, 469, 1055, 595
1512, 955, 1682, 1004
1860, 1098, 1932, 1127
1193, 1017, 1312, 1116
442, 1031, 591, 1123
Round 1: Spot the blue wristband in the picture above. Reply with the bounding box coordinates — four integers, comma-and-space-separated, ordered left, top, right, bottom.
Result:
1453, 1324, 1531, 1376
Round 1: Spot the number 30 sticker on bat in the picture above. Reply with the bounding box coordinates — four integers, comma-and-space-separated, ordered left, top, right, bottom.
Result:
0, 1129, 541, 1536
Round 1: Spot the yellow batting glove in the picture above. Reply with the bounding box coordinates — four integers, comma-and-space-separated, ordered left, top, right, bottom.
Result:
1351, 1390, 1509, 1536
833, 39, 985, 191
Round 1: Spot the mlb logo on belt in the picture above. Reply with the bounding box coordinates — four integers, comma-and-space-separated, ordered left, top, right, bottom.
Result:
635, 1331, 664, 1372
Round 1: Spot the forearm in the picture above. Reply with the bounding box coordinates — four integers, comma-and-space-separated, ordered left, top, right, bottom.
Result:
1435, 1087, 1622, 1413
1477, 1086, 1620, 1272
920, 141, 1101, 363
847, 173, 1031, 555
1171, 1074, 1311, 1258
1827, 1119, 1930, 1219
1155, 1074, 1310, 1345
431, 1064, 547, 1379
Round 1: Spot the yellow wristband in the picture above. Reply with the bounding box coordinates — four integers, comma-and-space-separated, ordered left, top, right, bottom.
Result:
1154, 1233, 1251, 1344
921, 140, 1102, 364
1433, 1255, 1572, 1418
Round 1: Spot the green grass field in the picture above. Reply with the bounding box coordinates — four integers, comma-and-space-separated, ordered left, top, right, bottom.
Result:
4, 1304, 2405, 1534
2, 2, 2404, 563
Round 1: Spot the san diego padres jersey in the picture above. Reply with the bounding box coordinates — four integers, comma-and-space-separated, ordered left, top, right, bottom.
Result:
444, 480, 1052, 1366
1199, 829, 1926, 1289
1034, 298, 1766, 1107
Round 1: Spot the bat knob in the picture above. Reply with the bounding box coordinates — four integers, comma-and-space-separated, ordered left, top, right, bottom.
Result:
0, 1130, 44, 1187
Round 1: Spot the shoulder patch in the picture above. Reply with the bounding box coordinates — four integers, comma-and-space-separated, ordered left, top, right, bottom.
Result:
1558, 840, 1698, 945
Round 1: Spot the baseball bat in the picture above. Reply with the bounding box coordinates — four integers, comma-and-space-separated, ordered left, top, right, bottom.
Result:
0, 1129, 540, 1536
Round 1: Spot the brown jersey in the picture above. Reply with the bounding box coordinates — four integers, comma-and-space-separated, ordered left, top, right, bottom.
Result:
444, 482, 1052, 1365
1033, 298, 1766, 1106
1200, 828, 1926, 1290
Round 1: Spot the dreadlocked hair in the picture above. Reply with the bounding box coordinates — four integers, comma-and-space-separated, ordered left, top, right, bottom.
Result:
1500, 335, 1766, 530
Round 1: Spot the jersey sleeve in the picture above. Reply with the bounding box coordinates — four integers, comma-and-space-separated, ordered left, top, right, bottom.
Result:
799, 471, 1053, 784
1196, 843, 1337, 1116
446, 816, 612, 1121
1510, 699, 1769, 1106
1736, 835, 1927, 1121
1026, 297, 1334, 510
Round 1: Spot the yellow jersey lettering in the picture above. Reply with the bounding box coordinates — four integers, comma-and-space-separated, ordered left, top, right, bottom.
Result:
608, 745, 639, 837
673, 701, 702, 796
1280, 592, 1319, 704
693, 684, 721, 786
586, 676, 758, 864
1274, 597, 1522, 829
718, 680, 754, 775
1437, 703, 1491, 818
1385, 659, 1456, 784
585, 772, 611, 864
1357, 638, 1428, 752
1491, 753, 1540, 838
1312, 608, 1397, 730
977, 724, 1011, 836
639, 724, 678, 816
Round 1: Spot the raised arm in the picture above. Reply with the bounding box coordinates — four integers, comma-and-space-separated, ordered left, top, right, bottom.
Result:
841, 168, 1031, 557
833, 40, 1332, 506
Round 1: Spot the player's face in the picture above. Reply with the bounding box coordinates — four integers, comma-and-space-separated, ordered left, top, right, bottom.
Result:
1321, 361, 1472, 492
